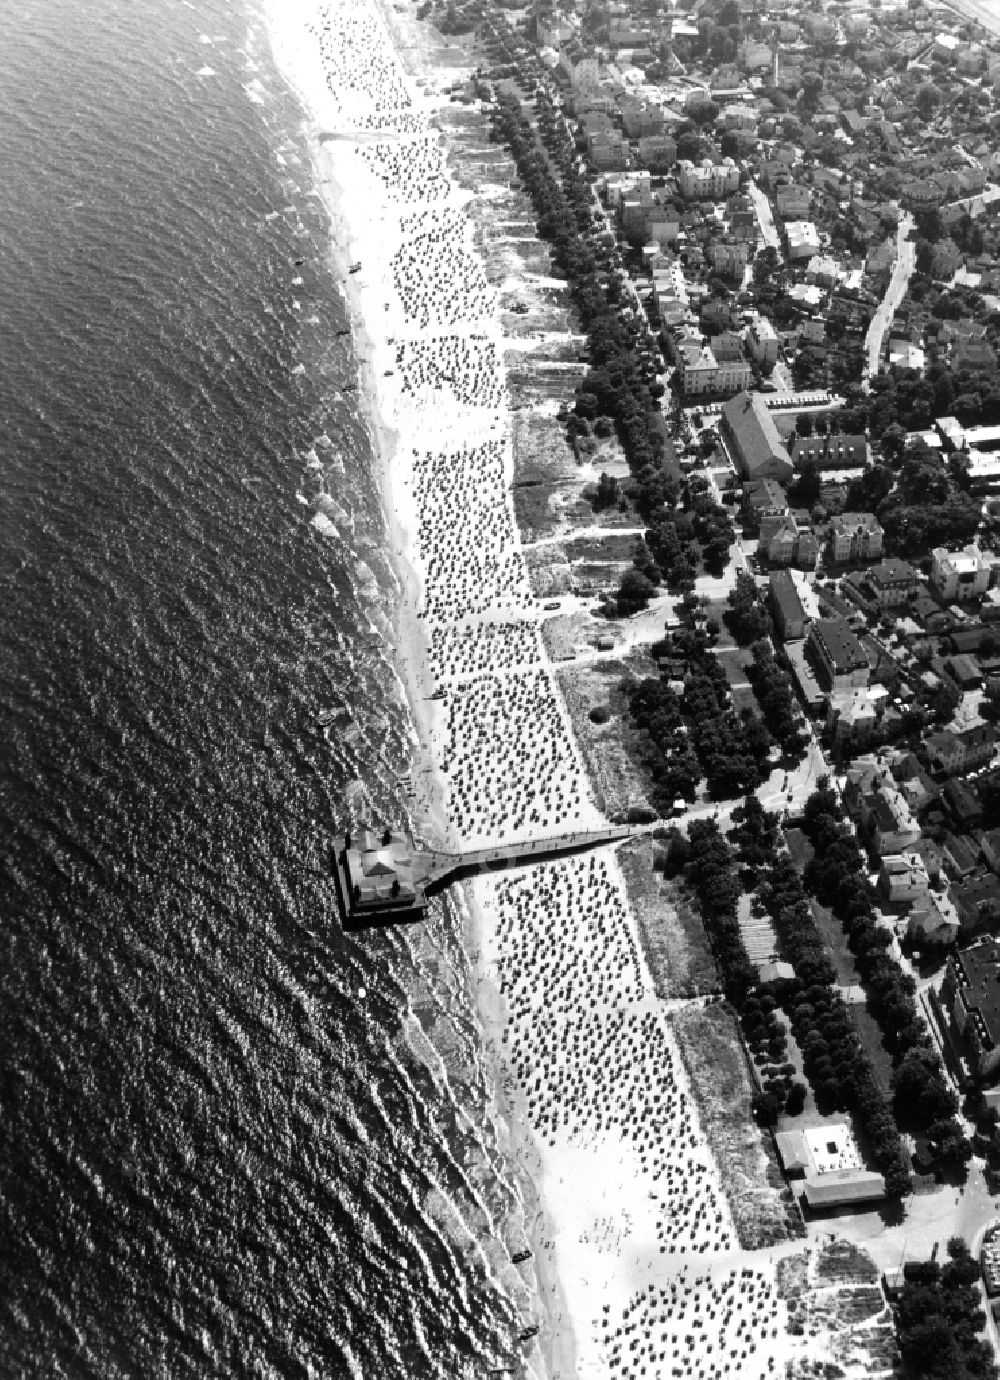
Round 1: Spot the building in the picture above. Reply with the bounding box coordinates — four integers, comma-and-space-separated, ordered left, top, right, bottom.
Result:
742, 477, 788, 527
867, 240, 897, 276
789, 433, 868, 472
827, 512, 884, 564
537, 9, 575, 46
769, 569, 807, 641
807, 617, 870, 691
765, 512, 820, 568
907, 891, 961, 948
954, 874, 1000, 934
785, 221, 821, 261
637, 134, 676, 171
557, 45, 601, 93
879, 851, 930, 904
677, 158, 740, 200
774, 1123, 885, 1211
739, 37, 773, 71
621, 96, 663, 138
843, 558, 921, 613
806, 255, 840, 288
940, 942, 1000, 1082
925, 725, 998, 776
865, 786, 922, 856
588, 129, 629, 170
675, 335, 752, 397
827, 687, 886, 749
708, 240, 751, 279
775, 184, 811, 221
746, 315, 780, 367
931, 544, 992, 601
721, 391, 793, 481
334, 828, 429, 928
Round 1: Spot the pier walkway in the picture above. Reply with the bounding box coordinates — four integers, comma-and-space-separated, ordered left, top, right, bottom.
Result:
416, 823, 639, 894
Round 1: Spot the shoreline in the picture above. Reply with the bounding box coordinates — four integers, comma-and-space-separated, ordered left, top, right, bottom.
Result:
261, 4, 814, 1377
262, 3, 577, 1373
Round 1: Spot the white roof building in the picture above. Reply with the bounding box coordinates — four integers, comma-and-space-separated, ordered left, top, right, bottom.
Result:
785, 221, 821, 260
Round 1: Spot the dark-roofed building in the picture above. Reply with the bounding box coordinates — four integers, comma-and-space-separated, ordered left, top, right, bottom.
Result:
742, 477, 788, 530
843, 559, 921, 613
926, 725, 998, 776
807, 617, 871, 691
769, 569, 807, 641
721, 391, 793, 482
943, 777, 983, 830
944, 832, 982, 879
940, 941, 1000, 1082
789, 433, 869, 471
953, 873, 1000, 934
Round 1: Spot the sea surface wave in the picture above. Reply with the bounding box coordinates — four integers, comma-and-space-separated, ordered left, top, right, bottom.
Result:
0, 2, 522, 1375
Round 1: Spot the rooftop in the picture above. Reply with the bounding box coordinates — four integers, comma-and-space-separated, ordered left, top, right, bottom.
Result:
811, 617, 869, 673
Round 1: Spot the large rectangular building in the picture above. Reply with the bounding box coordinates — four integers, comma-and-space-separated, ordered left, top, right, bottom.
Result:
940, 942, 1000, 1083
807, 617, 870, 691
769, 569, 807, 641
721, 391, 793, 481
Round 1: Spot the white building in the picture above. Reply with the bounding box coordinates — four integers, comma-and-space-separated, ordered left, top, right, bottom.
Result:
931, 544, 993, 601
785, 221, 821, 261
677, 158, 740, 200
746, 314, 779, 366
676, 336, 752, 396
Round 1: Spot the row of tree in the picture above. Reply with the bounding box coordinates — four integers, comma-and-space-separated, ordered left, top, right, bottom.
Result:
755, 851, 911, 1196
492, 97, 673, 519
492, 91, 740, 582
746, 641, 809, 761
800, 786, 971, 1167
683, 820, 798, 1121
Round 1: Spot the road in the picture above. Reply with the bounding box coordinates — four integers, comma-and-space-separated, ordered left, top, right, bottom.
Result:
747, 179, 781, 252
863, 211, 916, 381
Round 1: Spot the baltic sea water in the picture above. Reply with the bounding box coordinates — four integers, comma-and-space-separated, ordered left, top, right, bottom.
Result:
0, 1, 523, 1374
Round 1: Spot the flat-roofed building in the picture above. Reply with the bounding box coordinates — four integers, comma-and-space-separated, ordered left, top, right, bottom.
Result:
880, 851, 930, 904
785, 220, 821, 261
807, 616, 870, 691
931, 543, 992, 601
941, 941, 1000, 1083
721, 391, 793, 481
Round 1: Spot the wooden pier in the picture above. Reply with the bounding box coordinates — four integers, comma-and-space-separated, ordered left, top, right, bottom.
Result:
334, 824, 637, 931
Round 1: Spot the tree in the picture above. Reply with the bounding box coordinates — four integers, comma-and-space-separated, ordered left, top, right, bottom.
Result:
891, 1047, 958, 1131
675, 131, 704, 162
616, 568, 656, 616
788, 460, 821, 509
915, 81, 942, 120
593, 472, 619, 510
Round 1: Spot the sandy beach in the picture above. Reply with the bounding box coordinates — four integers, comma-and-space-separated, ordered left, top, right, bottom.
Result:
261, 2, 853, 1376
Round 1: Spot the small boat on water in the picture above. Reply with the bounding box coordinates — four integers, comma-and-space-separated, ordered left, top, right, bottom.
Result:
349, 261, 362, 274
518, 1325, 539, 1343
512, 1249, 532, 1264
